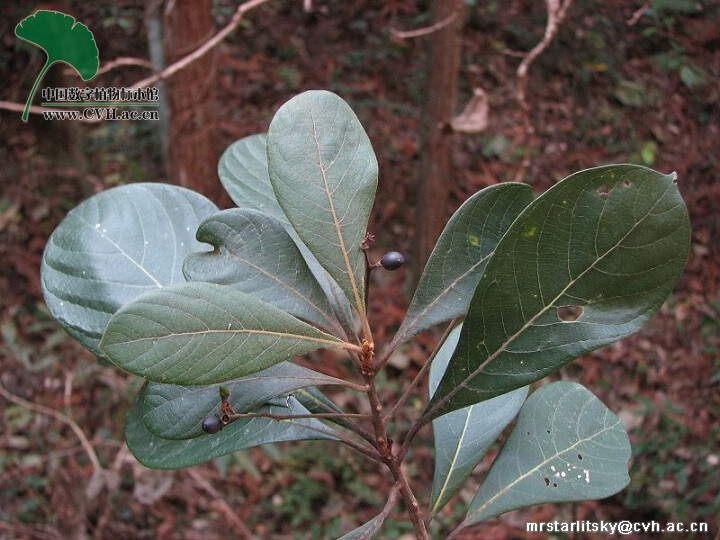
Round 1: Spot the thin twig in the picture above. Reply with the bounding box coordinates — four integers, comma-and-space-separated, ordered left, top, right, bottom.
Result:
131, 0, 272, 90
295, 388, 377, 447
369, 483, 401, 532
513, 0, 573, 181
390, 12, 458, 40
187, 468, 258, 540
383, 319, 458, 423
291, 421, 383, 463
0, 382, 102, 473
94, 57, 157, 76
627, 1, 651, 26
333, 378, 370, 392
227, 412, 369, 421
363, 375, 429, 539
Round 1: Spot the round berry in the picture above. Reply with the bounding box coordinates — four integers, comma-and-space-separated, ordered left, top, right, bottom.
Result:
201, 415, 223, 434
381, 251, 406, 270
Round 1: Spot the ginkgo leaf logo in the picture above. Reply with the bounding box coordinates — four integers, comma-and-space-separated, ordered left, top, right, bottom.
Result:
15, 10, 99, 122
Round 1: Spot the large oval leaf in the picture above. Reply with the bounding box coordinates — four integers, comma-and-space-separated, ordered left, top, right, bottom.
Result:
267, 90, 378, 317
219, 133, 357, 339
428, 325, 528, 516
459, 382, 630, 527
126, 386, 336, 470
41, 183, 218, 357
426, 165, 690, 420
99, 282, 348, 385
183, 208, 343, 335
392, 183, 532, 348
143, 362, 346, 439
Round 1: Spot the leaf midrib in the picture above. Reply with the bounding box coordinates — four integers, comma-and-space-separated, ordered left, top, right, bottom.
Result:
209, 227, 341, 334
431, 407, 473, 514
309, 103, 365, 316
426, 182, 674, 419
103, 327, 343, 349
77, 214, 164, 288
464, 419, 622, 524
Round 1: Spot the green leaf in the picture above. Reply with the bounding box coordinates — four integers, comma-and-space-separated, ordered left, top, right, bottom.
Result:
267, 90, 378, 317
126, 386, 336, 470
393, 183, 532, 347
219, 133, 357, 338
461, 382, 631, 526
15, 10, 99, 121
143, 362, 346, 439
338, 514, 387, 540
99, 282, 349, 385
426, 165, 689, 420
183, 208, 343, 335
428, 325, 528, 516
40, 183, 218, 357
219, 134, 289, 224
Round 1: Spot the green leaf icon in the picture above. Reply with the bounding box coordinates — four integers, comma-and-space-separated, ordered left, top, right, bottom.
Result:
15, 10, 99, 122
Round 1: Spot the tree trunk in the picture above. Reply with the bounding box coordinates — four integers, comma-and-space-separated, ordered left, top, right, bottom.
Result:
412, 0, 464, 286
162, 0, 220, 200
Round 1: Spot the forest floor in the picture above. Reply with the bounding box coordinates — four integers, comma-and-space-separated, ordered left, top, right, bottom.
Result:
1, 1, 719, 538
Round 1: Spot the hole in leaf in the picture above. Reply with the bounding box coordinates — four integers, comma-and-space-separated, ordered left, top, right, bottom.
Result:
546, 429, 551, 434
544, 477, 550, 487
527, 431, 531, 436
557, 305, 583, 322
622, 179, 631, 188
553, 482, 558, 488
578, 454, 583, 460
597, 184, 610, 196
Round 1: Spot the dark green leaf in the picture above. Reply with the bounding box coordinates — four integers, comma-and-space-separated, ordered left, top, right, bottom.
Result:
393, 183, 532, 347
41, 183, 218, 357
100, 282, 349, 385
126, 386, 336, 470
15, 10, 99, 121
426, 165, 689, 420
267, 90, 377, 316
183, 208, 343, 335
143, 362, 346, 439
461, 382, 630, 525
429, 325, 527, 515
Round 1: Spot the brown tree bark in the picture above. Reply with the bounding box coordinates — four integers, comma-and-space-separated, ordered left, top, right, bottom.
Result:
412, 0, 464, 285
162, 0, 221, 200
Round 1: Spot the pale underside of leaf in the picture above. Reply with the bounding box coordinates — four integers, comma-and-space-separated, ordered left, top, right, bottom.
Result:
143, 362, 346, 439
462, 382, 630, 526
183, 208, 343, 335
428, 325, 528, 515
100, 282, 347, 385
267, 91, 377, 324
126, 386, 336, 470
427, 165, 690, 419
41, 183, 218, 356
218, 132, 358, 339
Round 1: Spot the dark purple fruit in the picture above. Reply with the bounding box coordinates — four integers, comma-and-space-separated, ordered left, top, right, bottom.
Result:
381, 251, 405, 270
201, 415, 223, 434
